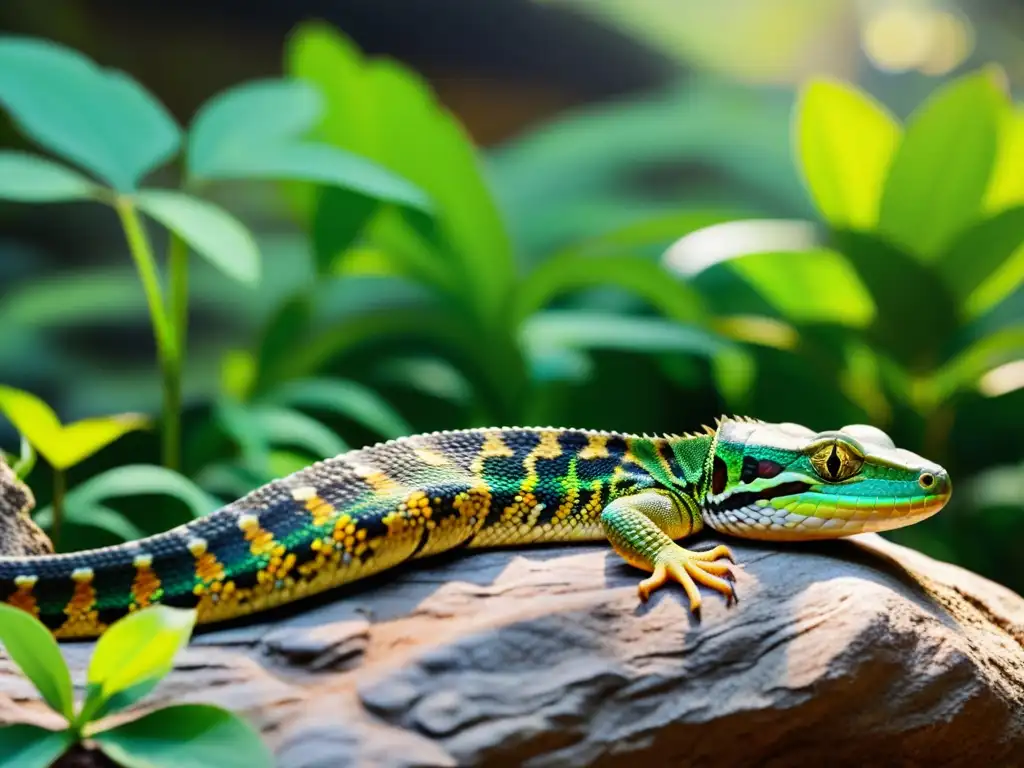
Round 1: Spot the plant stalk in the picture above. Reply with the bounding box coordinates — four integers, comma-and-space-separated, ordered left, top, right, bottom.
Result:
51, 468, 65, 553
166, 231, 190, 471
114, 197, 181, 470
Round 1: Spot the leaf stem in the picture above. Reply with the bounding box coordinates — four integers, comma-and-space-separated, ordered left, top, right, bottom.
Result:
114, 197, 181, 470
51, 468, 65, 553
166, 232, 190, 472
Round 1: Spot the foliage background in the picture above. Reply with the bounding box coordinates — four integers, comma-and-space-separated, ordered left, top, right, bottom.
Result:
0, 0, 1022, 592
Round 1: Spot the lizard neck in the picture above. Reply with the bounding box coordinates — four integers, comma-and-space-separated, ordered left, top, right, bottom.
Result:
630, 433, 717, 531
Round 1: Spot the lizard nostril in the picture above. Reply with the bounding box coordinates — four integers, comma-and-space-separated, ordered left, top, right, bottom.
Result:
918, 472, 936, 490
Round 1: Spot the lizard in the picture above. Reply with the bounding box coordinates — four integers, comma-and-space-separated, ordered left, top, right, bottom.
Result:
0, 416, 951, 640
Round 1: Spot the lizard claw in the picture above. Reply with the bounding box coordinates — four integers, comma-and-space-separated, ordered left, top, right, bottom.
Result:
637, 544, 739, 613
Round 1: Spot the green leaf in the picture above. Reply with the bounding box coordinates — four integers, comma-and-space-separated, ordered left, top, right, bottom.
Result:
929, 326, 1024, 404
0, 724, 74, 768
938, 206, 1024, 306
192, 142, 430, 214
0, 386, 149, 470
0, 36, 180, 191
557, 210, 743, 260
232, 406, 348, 461
985, 105, 1024, 213
0, 605, 74, 720
287, 23, 512, 324
187, 78, 322, 177
0, 151, 99, 202
795, 77, 900, 230
72, 465, 220, 518
35, 500, 147, 544
727, 248, 875, 327
966, 243, 1024, 319
253, 294, 314, 392
312, 186, 380, 275
831, 230, 960, 371
81, 606, 196, 723
522, 311, 729, 357
92, 705, 273, 768
514, 254, 708, 328
12, 434, 36, 480
42, 466, 219, 531
265, 378, 411, 439
134, 190, 260, 285
878, 66, 1005, 258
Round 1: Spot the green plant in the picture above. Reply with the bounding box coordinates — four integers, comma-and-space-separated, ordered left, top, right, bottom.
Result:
221, 22, 789, 437
0, 35, 433, 471
667, 66, 1024, 454
0, 604, 273, 768
0, 386, 149, 550
0, 385, 223, 551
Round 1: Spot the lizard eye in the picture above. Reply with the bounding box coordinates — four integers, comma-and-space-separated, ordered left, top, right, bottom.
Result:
809, 441, 864, 482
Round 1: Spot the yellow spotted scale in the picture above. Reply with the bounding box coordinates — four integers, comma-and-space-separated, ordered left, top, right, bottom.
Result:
0, 417, 951, 639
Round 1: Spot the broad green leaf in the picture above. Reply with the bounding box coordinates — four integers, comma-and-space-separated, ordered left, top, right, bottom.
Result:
0, 386, 148, 470
711, 315, 798, 350
71, 465, 219, 518
929, 326, 1024, 404
0, 386, 62, 465
35, 500, 146, 544
187, 79, 322, 177
966, 243, 1024, 319
312, 186, 380, 275
81, 606, 196, 723
0, 267, 147, 327
522, 311, 729, 357
832, 230, 961, 372
0, 604, 75, 719
559, 210, 743, 260
92, 705, 273, 768
0, 36, 179, 191
134, 191, 260, 285
795, 78, 900, 229
374, 356, 473, 404
57, 416, 152, 470
878, 66, 1005, 258
234, 406, 348, 460
0, 724, 74, 768
266, 378, 411, 439
288, 23, 512, 324
727, 248, 875, 327
191, 142, 430, 214
514, 254, 708, 328
0, 151, 99, 202
939, 206, 1024, 305
985, 105, 1024, 212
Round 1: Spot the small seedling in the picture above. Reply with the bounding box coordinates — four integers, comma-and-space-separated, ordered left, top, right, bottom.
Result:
0, 603, 274, 768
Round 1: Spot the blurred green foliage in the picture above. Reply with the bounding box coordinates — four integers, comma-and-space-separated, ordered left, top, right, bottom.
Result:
0, 24, 1021, 594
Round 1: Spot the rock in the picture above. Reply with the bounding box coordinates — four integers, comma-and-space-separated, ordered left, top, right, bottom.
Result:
3, 533, 1024, 767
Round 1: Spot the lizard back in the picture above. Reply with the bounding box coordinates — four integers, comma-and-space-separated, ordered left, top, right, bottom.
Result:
0, 427, 672, 639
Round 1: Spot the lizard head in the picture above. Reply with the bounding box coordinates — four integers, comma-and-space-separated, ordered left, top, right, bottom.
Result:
702, 417, 951, 540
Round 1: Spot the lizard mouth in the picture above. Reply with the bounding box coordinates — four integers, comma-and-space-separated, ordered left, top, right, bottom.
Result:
704, 481, 813, 514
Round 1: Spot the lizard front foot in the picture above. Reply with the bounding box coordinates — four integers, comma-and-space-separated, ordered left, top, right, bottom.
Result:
637, 543, 738, 614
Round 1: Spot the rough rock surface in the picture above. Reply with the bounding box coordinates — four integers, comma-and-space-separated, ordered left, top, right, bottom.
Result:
3, 533, 1024, 767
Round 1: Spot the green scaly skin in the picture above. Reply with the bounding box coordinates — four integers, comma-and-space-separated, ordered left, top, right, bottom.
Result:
0, 417, 951, 639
